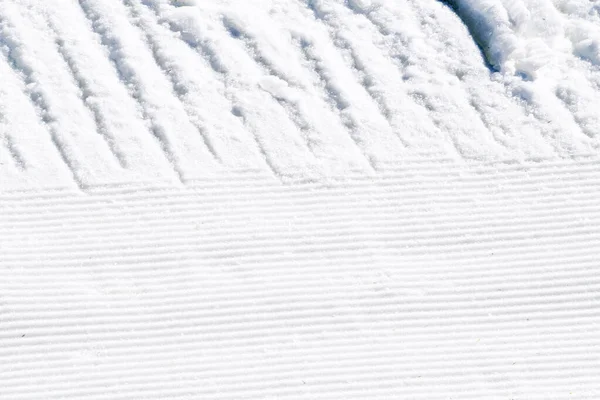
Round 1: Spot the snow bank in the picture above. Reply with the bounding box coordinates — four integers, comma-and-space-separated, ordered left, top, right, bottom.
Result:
450, 0, 600, 79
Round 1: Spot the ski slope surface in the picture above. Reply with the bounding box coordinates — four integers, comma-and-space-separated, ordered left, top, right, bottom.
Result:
1, 0, 600, 399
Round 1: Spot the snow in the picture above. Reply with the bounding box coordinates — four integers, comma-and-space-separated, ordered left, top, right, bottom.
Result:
1, 0, 599, 398
450, 0, 600, 77
2, 0, 600, 188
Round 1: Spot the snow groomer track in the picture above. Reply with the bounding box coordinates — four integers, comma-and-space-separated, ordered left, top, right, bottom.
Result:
1, 0, 600, 399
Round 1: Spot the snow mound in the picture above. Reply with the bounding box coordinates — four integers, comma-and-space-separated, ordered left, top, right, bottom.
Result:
450, 0, 600, 79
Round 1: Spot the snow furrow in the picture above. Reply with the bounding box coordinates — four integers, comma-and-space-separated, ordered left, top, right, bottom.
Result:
0, 131, 25, 169
0, 9, 96, 188
305, 0, 458, 160
335, 0, 511, 160
3, 184, 600, 226
51, 34, 128, 169
2, 1, 600, 399
126, 1, 269, 174
27, 0, 181, 184
3, 212, 599, 249
76, 0, 220, 182
121, 0, 221, 163
294, 2, 414, 168
1, 310, 599, 341
158, 3, 326, 179
218, 13, 372, 174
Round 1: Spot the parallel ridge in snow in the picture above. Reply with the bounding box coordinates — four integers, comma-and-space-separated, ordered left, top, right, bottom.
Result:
2, 0, 600, 399
2, 160, 600, 399
1, 0, 600, 190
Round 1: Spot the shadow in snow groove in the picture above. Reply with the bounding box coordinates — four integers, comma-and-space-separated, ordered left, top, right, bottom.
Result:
0, 16, 85, 189
436, 0, 498, 73
296, 37, 378, 170
136, 2, 283, 179
52, 32, 129, 169
76, 0, 186, 183
303, 1, 410, 161
122, 0, 222, 163
221, 15, 323, 155
0, 134, 25, 170
0, 106, 27, 169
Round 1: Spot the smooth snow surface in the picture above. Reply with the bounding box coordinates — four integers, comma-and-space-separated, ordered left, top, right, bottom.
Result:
1, 0, 599, 399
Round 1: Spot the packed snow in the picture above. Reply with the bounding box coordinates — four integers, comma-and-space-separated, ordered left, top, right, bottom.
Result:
1, 0, 599, 399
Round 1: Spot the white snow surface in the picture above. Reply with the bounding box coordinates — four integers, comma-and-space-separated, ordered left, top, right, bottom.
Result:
1, 0, 600, 398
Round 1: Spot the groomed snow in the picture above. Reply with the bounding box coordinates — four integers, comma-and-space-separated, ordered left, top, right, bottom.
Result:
1, 0, 599, 399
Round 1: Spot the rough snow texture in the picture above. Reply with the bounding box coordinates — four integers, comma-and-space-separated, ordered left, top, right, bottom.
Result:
0, 0, 600, 189
1, 0, 600, 399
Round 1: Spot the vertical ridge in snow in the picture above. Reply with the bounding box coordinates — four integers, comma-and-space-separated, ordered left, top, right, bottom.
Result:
162, 5, 327, 179
219, 13, 374, 174
124, 0, 272, 175
0, 131, 26, 170
0, 0, 598, 186
0, 52, 75, 190
17, 2, 183, 181
34, 0, 183, 184
76, 0, 221, 182
0, 8, 97, 189
301, 0, 461, 161
0, 0, 597, 188
337, 0, 514, 160
51, 34, 129, 170
296, 1, 412, 168
121, 0, 221, 164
